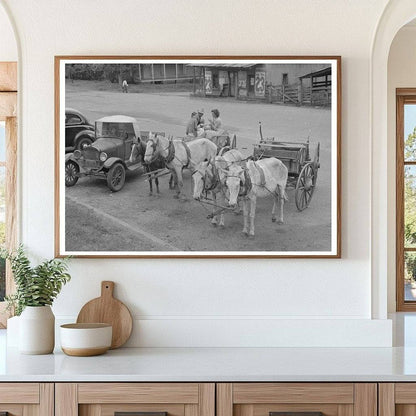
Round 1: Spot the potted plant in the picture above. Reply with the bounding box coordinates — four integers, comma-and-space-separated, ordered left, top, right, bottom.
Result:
1, 245, 71, 354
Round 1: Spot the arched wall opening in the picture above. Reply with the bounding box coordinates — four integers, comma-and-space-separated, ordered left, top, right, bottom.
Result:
387, 19, 416, 313
371, 0, 416, 319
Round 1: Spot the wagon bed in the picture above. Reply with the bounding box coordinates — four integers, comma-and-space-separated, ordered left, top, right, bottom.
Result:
253, 133, 320, 211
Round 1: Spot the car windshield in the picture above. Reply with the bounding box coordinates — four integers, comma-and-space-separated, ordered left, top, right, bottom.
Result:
95, 122, 136, 139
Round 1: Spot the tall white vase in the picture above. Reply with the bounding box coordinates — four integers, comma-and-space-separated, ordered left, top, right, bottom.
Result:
19, 306, 55, 354
6, 315, 20, 347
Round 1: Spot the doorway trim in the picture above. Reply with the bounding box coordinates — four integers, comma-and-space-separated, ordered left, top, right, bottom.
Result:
0, 61, 17, 328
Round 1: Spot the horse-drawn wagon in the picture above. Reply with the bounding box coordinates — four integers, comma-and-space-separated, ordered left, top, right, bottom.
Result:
253, 123, 320, 211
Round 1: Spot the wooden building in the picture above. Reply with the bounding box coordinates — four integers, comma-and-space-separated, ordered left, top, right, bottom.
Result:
299, 67, 332, 106
190, 63, 331, 106
136, 63, 196, 83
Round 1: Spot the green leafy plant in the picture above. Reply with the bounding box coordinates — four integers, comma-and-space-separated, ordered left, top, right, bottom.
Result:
0, 245, 71, 316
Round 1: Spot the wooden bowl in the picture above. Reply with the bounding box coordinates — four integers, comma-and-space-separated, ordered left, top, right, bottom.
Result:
60, 323, 112, 357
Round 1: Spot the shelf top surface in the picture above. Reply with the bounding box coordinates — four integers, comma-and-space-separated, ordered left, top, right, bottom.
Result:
2, 330, 416, 382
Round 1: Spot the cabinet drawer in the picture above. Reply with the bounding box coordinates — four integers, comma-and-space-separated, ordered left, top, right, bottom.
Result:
78, 383, 200, 404
217, 383, 376, 416
379, 383, 416, 416
233, 383, 354, 404
0, 383, 53, 416
56, 383, 215, 416
0, 383, 39, 404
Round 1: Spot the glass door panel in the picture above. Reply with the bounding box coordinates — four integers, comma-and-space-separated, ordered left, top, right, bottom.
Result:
0, 121, 5, 301
404, 104, 416, 161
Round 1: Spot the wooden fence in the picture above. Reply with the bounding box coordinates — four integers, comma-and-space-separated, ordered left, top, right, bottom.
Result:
265, 84, 331, 106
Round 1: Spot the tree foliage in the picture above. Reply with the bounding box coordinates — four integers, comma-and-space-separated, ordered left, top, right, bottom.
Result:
405, 127, 416, 247
0, 245, 71, 315
66, 64, 139, 83
0, 222, 5, 247
404, 127, 416, 281
406, 126, 416, 161
66, 64, 105, 81
0, 256, 4, 301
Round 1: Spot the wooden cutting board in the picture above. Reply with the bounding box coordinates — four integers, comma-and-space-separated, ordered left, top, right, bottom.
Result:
76, 281, 133, 349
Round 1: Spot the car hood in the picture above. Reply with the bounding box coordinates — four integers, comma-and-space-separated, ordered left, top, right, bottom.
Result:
91, 137, 122, 152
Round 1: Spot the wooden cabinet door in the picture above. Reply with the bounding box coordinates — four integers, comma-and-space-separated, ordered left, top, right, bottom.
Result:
379, 383, 416, 416
0, 383, 53, 416
56, 383, 215, 416
217, 383, 377, 416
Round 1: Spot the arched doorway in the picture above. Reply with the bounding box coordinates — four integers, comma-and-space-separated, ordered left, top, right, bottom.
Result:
371, 0, 416, 319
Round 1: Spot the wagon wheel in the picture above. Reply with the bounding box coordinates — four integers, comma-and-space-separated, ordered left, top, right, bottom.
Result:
313, 142, 321, 181
295, 162, 317, 211
106, 163, 126, 192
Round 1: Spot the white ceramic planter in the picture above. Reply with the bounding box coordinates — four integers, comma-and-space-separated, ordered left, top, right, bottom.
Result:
19, 306, 55, 354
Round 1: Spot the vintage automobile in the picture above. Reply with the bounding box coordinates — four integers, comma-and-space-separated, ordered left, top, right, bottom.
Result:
65, 115, 143, 192
65, 108, 95, 152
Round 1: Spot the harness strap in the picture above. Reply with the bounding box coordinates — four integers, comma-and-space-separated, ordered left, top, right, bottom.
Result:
205, 162, 219, 192
239, 168, 252, 197
164, 139, 175, 164
211, 163, 219, 189
253, 161, 266, 187
181, 140, 192, 168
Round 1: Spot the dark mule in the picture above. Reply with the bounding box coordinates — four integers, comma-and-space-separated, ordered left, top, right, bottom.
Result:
129, 140, 173, 195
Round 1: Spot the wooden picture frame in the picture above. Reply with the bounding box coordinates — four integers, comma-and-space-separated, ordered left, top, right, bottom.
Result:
55, 56, 341, 258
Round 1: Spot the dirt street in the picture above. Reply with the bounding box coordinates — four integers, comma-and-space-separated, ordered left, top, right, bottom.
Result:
65, 81, 333, 253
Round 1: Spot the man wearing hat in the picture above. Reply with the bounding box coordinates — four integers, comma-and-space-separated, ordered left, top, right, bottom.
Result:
185, 111, 199, 140
196, 108, 205, 129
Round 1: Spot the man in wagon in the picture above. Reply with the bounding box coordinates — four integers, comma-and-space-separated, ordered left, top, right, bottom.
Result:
196, 108, 205, 129
185, 111, 199, 140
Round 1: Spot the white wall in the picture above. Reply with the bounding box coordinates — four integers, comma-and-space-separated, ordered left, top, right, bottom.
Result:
387, 25, 416, 312
0, 0, 394, 346
0, 3, 17, 61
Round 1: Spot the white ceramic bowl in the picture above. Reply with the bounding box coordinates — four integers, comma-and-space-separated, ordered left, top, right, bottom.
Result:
60, 323, 112, 356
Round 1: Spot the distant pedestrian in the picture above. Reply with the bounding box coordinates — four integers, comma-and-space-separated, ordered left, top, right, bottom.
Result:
122, 80, 128, 93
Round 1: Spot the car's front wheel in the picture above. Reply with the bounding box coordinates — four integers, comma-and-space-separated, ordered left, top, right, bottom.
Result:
106, 163, 126, 192
65, 160, 79, 187
76, 136, 93, 150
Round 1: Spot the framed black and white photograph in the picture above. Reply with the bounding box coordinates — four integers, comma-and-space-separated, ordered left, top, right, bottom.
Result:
55, 56, 341, 258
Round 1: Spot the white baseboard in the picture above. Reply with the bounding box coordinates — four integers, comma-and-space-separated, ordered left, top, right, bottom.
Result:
56, 317, 392, 347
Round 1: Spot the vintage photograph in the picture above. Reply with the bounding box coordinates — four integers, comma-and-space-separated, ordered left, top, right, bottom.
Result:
55, 57, 341, 257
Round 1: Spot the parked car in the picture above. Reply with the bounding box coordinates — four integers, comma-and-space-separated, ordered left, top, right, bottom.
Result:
65, 115, 143, 192
65, 108, 95, 152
